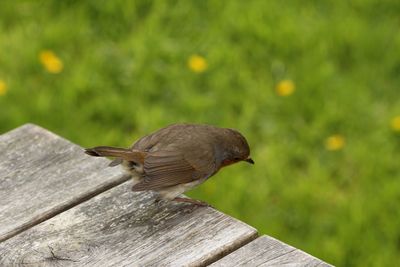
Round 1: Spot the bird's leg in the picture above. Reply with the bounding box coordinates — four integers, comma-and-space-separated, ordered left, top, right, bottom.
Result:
172, 197, 210, 207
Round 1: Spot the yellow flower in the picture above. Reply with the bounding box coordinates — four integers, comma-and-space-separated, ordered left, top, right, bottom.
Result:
391, 116, 400, 132
188, 54, 207, 73
0, 80, 7, 96
276, 79, 295, 96
325, 134, 345, 151
39, 50, 63, 73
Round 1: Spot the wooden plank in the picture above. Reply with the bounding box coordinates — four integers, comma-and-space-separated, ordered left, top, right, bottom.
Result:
0, 182, 258, 266
210, 235, 332, 267
0, 124, 129, 242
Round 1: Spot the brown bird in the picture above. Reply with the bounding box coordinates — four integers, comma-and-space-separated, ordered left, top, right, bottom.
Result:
85, 123, 254, 206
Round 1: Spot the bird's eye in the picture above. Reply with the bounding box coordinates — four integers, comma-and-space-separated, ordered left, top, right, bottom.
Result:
234, 157, 241, 161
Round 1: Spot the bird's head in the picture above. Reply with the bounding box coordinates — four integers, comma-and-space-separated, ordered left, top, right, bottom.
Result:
220, 128, 254, 167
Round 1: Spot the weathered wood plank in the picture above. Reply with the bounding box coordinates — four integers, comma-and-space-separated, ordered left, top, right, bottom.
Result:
0, 182, 258, 266
210, 235, 332, 267
0, 124, 128, 242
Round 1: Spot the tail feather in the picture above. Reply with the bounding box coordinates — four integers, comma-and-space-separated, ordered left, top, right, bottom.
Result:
85, 146, 145, 163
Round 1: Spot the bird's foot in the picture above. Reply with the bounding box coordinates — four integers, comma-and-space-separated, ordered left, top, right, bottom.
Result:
172, 197, 211, 207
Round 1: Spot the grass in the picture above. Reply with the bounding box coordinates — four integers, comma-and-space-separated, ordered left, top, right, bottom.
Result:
1, 1, 400, 265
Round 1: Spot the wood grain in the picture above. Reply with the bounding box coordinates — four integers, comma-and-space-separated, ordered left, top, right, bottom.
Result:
0, 182, 257, 266
210, 235, 332, 267
0, 124, 128, 242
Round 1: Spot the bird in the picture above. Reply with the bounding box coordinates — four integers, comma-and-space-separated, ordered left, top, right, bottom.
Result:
85, 123, 254, 206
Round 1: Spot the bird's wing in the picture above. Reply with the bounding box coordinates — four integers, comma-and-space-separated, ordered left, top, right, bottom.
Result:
131, 148, 215, 191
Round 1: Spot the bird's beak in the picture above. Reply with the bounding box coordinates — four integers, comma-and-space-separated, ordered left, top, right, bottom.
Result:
244, 158, 255, 164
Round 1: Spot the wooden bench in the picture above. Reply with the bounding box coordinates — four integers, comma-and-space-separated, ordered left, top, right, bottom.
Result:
0, 124, 332, 266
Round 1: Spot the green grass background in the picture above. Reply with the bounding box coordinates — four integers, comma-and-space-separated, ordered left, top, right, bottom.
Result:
1, 1, 400, 266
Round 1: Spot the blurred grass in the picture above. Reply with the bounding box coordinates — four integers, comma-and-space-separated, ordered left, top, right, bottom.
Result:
1, 1, 400, 266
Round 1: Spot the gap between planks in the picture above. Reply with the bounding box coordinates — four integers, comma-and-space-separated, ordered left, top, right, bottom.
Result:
0, 174, 131, 242
200, 231, 258, 266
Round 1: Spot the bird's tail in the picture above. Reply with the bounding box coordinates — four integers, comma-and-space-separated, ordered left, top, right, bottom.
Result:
85, 146, 145, 163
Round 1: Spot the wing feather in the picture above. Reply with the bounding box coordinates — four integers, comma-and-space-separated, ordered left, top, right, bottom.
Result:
131, 151, 202, 191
